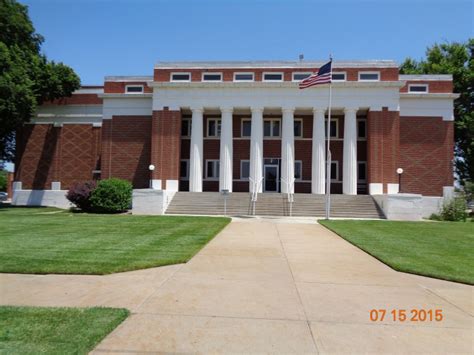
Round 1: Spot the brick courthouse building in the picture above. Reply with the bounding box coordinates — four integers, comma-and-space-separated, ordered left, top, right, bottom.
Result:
13, 60, 458, 217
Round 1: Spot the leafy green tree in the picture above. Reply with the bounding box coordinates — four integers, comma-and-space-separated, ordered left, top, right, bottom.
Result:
0, 0, 80, 161
400, 39, 474, 184
0, 170, 7, 191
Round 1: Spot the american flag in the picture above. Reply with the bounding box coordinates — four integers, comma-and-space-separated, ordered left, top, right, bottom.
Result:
299, 60, 332, 89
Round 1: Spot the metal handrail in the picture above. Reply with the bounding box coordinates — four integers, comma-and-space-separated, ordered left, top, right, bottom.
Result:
248, 177, 263, 215
281, 177, 295, 216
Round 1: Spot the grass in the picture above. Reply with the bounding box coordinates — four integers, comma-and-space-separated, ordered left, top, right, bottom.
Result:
319, 220, 474, 285
0, 206, 230, 274
0, 306, 128, 354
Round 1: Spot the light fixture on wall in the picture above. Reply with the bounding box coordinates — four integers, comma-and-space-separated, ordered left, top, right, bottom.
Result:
149, 164, 155, 189
396, 168, 404, 193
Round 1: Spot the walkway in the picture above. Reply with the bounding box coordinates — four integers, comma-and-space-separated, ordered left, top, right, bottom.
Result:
1, 218, 472, 353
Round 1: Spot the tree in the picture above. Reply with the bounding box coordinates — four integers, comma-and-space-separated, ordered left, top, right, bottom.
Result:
400, 39, 474, 184
0, 0, 80, 161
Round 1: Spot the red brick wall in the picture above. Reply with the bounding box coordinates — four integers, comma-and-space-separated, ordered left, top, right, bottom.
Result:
367, 109, 400, 192
101, 116, 152, 188
104, 81, 152, 94
151, 110, 181, 189
400, 81, 453, 93
154, 67, 399, 82
399, 117, 453, 196
45, 93, 103, 105
15, 124, 101, 190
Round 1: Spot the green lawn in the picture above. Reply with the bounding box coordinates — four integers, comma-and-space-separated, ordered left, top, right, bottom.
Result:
0, 206, 230, 274
319, 220, 474, 285
0, 306, 128, 354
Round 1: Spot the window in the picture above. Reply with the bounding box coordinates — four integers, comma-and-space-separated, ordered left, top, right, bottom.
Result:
241, 119, 251, 137
234, 72, 254, 82
325, 119, 338, 138
358, 72, 380, 81
202, 73, 222, 82
408, 84, 428, 93
294, 119, 303, 137
292, 72, 311, 81
357, 119, 367, 139
241, 160, 250, 180
358, 161, 367, 182
125, 85, 144, 94
332, 72, 346, 81
331, 161, 339, 181
206, 160, 220, 179
171, 73, 191, 82
207, 119, 221, 137
181, 118, 191, 137
294, 161, 302, 180
263, 72, 283, 82
264, 119, 281, 137
180, 160, 189, 179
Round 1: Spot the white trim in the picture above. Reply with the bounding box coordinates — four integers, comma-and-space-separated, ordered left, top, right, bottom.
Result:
180, 159, 190, 180
171, 72, 191, 82
240, 160, 250, 180
125, 84, 144, 94
357, 161, 367, 182
369, 183, 383, 195
202, 72, 223, 82
292, 72, 312, 82
263, 72, 284, 82
399, 74, 452, 81
358, 71, 380, 81
294, 118, 303, 138
408, 83, 429, 93
294, 160, 303, 181
233, 72, 255, 82
241, 118, 251, 137
205, 159, 220, 180
263, 118, 281, 137
331, 161, 339, 182
105, 76, 152, 82
207, 118, 221, 137
332, 71, 347, 81
149, 81, 404, 89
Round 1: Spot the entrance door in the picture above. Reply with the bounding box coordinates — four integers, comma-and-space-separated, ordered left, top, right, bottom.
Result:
264, 165, 279, 192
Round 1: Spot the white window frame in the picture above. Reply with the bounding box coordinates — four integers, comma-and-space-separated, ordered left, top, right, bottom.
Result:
332, 71, 347, 82
205, 160, 220, 180
292, 72, 312, 82
170, 72, 191, 82
241, 118, 251, 138
357, 118, 367, 140
357, 161, 367, 182
202, 72, 223, 82
263, 72, 284, 82
180, 159, 190, 180
263, 119, 281, 138
294, 118, 303, 138
358, 71, 380, 81
240, 160, 250, 180
207, 118, 221, 138
125, 85, 144, 94
325, 118, 339, 138
294, 160, 303, 181
331, 161, 339, 182
408, 84, 429, 93
181, 118, 191, 137
233, 72, 255, 82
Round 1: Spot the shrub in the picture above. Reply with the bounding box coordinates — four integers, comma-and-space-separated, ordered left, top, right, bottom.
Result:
0, 170, 7, 192
66, 181, 97, 211
438, 196, 468, 222
90, 178, 132, 213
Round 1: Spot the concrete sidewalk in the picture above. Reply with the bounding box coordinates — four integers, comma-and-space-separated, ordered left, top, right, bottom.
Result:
1, 219, 472, 354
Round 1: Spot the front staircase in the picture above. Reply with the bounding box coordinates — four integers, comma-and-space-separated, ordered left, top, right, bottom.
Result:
165, 192, 385, 219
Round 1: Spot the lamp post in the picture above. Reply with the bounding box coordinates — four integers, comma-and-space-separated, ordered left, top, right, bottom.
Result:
396, 168, 404, 193
148, 164, 155, 189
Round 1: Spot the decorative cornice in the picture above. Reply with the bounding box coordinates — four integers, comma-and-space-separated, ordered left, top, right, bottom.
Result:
98, 93, 153, 99
400, 93, 460, 99
149, 81, 405, 89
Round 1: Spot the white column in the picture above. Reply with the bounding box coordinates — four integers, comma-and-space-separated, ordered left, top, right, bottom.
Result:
312, 108, 326, 194
219, 107, 233, 192
281, 107, 295, 194
249, 107, 264, 193
343, 107, 358, 195
189, 107, 203, 192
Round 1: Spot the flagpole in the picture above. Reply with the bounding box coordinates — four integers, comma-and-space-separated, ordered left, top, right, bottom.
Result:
325, 57, 333, 220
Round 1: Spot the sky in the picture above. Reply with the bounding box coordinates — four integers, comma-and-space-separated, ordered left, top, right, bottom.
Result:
21, 0, 473, 85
